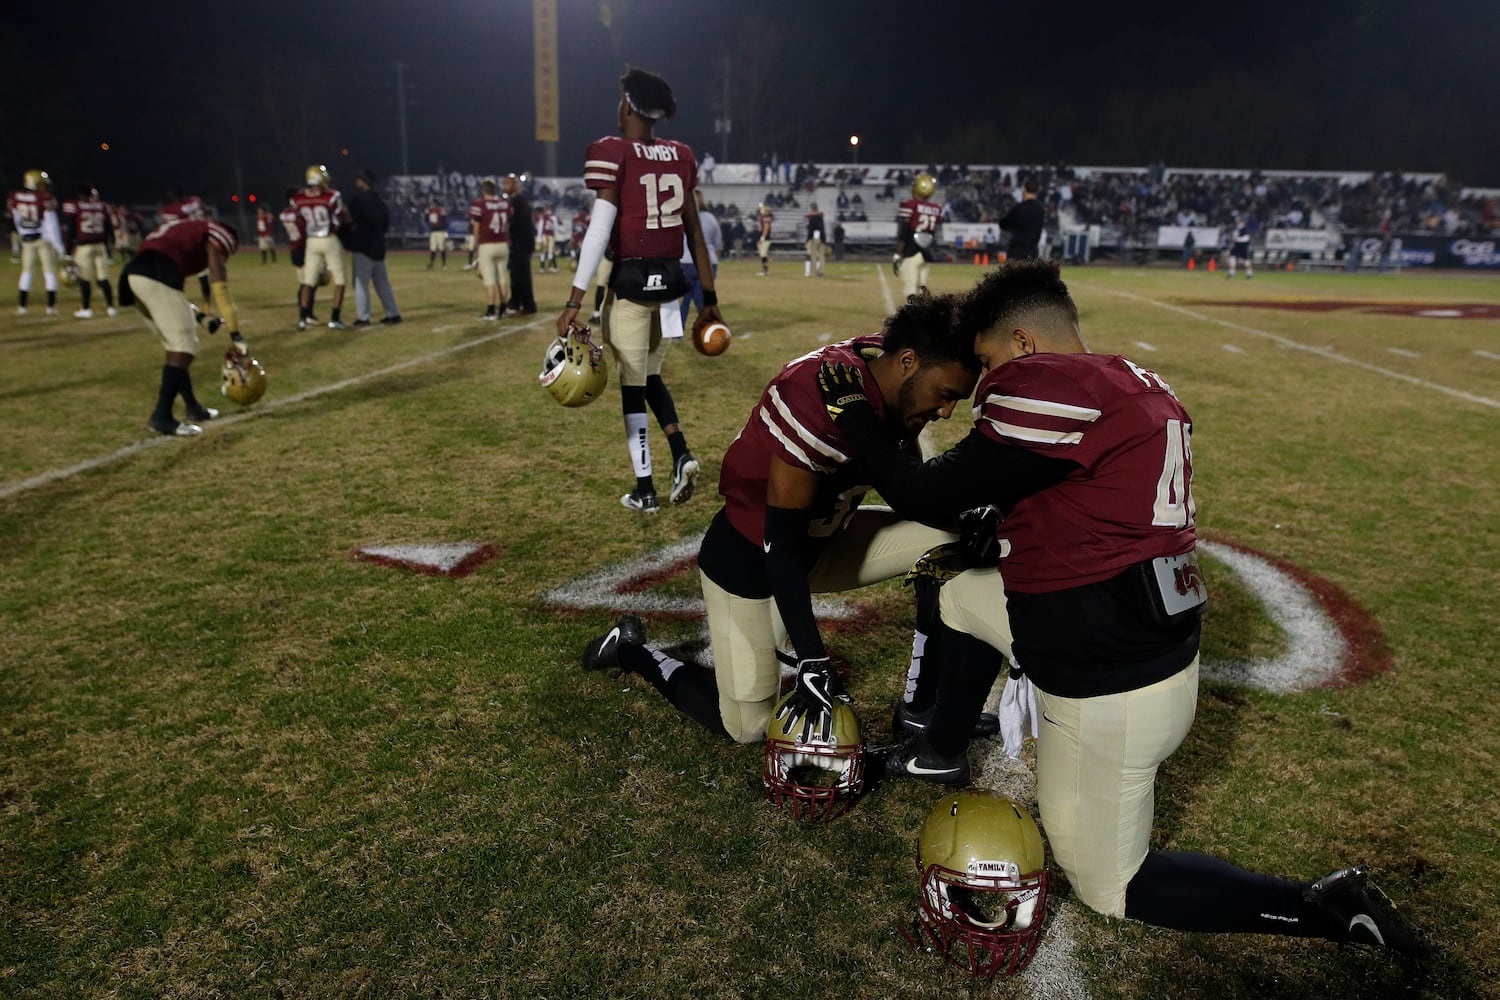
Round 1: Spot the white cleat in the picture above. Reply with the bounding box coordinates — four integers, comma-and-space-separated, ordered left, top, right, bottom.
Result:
46, 306, 59, 316
16, 306, 27, 315
107, 306, 118, 317
74, 308, 95, 318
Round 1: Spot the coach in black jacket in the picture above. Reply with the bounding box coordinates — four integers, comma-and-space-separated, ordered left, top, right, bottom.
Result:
999, 176, 1045, 261
504, 173, 537, 314
348, 169, 402, 325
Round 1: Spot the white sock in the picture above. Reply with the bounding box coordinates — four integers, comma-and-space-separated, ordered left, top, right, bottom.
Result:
650, 647, 682, 682
903, 630, 929, 703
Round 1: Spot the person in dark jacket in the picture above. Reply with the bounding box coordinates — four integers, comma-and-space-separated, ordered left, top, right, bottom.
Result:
504, 173, 537, 315
348, 168, 401, 326
999, 176, 1045, 261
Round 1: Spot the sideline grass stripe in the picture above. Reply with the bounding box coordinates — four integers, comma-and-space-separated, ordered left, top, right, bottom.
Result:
1101, 287, 1500, 409
0, 317, 551, 501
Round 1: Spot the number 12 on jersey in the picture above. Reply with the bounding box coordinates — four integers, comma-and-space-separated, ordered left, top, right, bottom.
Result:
1152, 419, 1196, 528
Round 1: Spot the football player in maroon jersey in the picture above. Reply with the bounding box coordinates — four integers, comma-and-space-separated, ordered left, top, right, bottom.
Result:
425, 197, 448, 269
537, 205, 558, 272
557, 68, 722, 513
814, 260, 1432, 959
468, 178, 512, 320
292, 165, 352, 330
9, 169, 65, 315
160, 184, 214, 306
255, 206, 276, 264
118, 217, 248, 437
580, 293, 997, 750
895, 171, 943, 301
62, 184, 117, 318
280, 187, 317, 322
755, 203, 773, 276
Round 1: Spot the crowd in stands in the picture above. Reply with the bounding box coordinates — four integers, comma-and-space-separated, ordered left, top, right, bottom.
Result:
938, 164, 1498, 238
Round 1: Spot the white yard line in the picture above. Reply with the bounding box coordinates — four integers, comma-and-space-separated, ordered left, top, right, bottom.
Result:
875, 263, 898, 315
1101, 288, 1500, 410
0, 317, 550, 501
1133, 340, 1158, 352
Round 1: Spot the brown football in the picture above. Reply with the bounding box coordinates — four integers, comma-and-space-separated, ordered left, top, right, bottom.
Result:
695, 320, 732, 357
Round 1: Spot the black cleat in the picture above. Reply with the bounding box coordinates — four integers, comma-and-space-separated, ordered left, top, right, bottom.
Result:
872, 734, 970, 787
893, 701, 1001, 740
582, 615, 646, 672
620, 487, 660, 514
1304, 866, 1434, 960
669, 453, 700, 505
183, 405, 219, 423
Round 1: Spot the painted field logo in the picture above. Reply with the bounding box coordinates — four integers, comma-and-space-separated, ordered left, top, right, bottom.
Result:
547, 534, 1391, 695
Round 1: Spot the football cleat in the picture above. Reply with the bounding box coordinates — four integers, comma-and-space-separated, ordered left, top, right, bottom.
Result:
106, 307, 118, 317
74, 308, 94, 319
1304, 867, 1433, 960
669, 453, 700, 505
581, 615, 647, 673
894, 702, 1002, 740
148, 416, 202, 437
46, 307, 59, 316
479, 311, 498, 321
874, 733, 971, 787
183, 405, 219, 422
353, 318, 372, 327
16, 306, 28, 315
380, 316, 402, 325
620, 487, 660, 514
297, 319, 308, 331
327, 320, 349, 330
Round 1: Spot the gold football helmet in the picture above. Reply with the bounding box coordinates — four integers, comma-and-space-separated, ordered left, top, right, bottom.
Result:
539, 323, 608, 407
912, 172, 937, 199
23, 169, 49, 191
60, 262, 81, 288
222, 350, 268, 406
305, 164, 330, 188
763, 688, 866, 822
909, 790, 1049, 979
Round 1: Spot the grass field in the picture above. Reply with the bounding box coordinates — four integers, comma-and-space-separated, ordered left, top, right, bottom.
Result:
2, 250, 1497, 999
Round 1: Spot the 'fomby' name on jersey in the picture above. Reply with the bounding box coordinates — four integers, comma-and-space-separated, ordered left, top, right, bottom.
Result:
631, 143, 679, 161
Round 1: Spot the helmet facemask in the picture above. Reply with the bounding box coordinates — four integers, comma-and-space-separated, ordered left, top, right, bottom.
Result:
914, 863, 1048, 978
762, 692, 866, 822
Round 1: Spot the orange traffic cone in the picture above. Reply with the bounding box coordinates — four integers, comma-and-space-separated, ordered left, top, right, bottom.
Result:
982, 253, 990, 266
1207, 257, 1217, 272
1286, 260, 1295, 271
1187, 257, 1196, 270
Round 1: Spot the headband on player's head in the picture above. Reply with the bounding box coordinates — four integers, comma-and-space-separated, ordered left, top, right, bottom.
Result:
623, 92, 666, 120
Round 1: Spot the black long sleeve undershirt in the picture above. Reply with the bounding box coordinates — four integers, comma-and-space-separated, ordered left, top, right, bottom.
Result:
838, 403, 1077, 521
763, 503, 826, 661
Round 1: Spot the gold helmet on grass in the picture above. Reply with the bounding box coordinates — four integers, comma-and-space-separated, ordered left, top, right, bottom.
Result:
222, 350, 268, 406
909, 789, 1049, 979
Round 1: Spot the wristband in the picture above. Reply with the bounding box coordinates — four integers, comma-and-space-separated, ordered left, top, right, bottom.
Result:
701, 289, 718, 307
565, 300, 582, 310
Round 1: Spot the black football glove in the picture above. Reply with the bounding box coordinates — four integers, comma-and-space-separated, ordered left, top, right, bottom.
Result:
774, 657, 851, 744
957, 505, 1002, 568
817, 360, 868, 423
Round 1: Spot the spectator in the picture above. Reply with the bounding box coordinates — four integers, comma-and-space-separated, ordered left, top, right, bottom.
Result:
347, 168, 402, 326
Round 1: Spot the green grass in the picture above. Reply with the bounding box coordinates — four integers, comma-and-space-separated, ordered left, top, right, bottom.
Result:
2, 253, 1497, 998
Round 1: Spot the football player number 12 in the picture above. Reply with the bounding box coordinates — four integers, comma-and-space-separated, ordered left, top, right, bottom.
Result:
638, 173, 685, 230
1153, 418, 1196, 528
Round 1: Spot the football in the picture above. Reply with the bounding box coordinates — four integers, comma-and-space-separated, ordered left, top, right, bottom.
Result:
694, 320, 732, 357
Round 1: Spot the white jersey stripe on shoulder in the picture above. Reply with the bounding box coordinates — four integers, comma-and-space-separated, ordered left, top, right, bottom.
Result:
583, 159, 617, 170
768, 385, 849, 464
983, 416, 1084, 446
759, 406, 835, 473
986, 393, 1102, 421
583, 171, 616, 185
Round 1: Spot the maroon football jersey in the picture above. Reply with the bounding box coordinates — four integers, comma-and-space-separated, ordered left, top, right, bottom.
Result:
8, 190, 56, 235
64, 197, 111, 245
720, 335, 894, 548
139, 218, 238, 277
427, 206, 446, 231
278, 206, 304, 249
975, 353, 1196, 593
468, 196, 511, 245
583, 134, 697, 260
109, 204, 128, 235
256, 213, 273, 238
291, 188, 343, 238
160, 196, 206, 222
897, 197, 942, 236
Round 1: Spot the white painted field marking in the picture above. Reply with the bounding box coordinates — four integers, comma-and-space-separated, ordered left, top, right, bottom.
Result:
0, 318, 551, 501
1101, 288, 1500, 410
430, 324, 460, 333
1476, 350, 1500, 362
1133, 341, 1158, 352
1221, 344, 1245, 353
1386, 347, 1420, 358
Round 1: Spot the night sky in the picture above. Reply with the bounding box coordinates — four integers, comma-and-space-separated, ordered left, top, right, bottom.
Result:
4, 0, 1497, 205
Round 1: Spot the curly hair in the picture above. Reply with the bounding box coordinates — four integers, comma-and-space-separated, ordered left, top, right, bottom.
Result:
954, 259, 1076, 341
881, 291, 981, 373
620, 68, 677, 121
